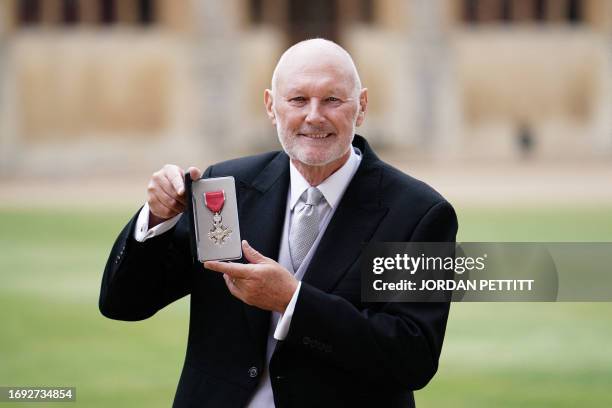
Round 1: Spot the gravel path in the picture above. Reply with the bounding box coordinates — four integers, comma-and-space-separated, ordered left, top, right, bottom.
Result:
1, 161, 611, 208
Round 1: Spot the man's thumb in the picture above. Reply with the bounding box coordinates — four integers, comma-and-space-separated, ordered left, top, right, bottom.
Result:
242, 240, 269, 264
188, 166, 202, 180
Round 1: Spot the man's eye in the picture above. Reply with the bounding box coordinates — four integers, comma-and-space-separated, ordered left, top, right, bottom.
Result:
326, 97, 341, 103
289, 97, 306, 103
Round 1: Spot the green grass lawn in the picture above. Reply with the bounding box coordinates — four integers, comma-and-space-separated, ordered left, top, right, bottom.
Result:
1, 206, 611, 407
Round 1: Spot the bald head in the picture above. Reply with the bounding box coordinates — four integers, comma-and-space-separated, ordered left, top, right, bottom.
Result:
263, 38, 368, 176
271, 39, 362, 98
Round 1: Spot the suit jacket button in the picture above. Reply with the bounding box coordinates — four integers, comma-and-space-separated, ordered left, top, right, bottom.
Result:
248, 367, 258, 378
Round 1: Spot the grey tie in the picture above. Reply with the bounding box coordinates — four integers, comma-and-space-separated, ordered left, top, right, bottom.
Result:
289, 187, 325, 272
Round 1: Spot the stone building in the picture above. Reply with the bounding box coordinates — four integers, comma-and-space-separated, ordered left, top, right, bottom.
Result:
0, 0, 610, 176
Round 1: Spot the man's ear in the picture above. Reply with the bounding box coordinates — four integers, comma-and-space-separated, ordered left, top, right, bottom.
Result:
356, 88, 368, 127
264, 89, 276, 125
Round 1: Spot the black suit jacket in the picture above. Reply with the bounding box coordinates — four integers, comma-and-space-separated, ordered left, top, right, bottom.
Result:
99, 135, 458, 407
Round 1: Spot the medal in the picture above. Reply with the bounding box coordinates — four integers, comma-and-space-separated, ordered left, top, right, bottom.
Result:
204, 190, 232, 245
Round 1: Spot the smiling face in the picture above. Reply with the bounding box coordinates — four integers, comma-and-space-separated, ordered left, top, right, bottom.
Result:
265, 40, 367, 174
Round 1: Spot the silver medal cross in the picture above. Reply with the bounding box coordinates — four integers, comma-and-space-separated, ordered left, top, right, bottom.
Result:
208, 211, 232, 245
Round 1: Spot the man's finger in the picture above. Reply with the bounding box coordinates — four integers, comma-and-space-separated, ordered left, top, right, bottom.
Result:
188, 166, 202, 180
156, 177, 186, 207
149, 194, 180, 219
204, 261, 252, 279
152, 189, 184, 214
222, 274, 247, 304
242, 240, 271, 264
223, 273, 242, 295
166, 166, 185, 195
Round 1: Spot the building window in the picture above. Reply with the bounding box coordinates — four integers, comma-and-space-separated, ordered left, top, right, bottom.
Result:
501, 0, 512, 22
15, 0, 157, 28
62, 0, 79, 25
534, 0, 546, 21
18, 0, 40, 25
358, 0, 374, 23
249, 0, 264, 24
462, 0, 583, 25
567, 0, 581, 23
138, 0, 155, 25
289, 0, 338, 43
246, 0, 375, 48
100, 0, 116, 25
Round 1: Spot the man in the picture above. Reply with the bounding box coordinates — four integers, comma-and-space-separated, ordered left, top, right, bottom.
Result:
99, 39, 457, 407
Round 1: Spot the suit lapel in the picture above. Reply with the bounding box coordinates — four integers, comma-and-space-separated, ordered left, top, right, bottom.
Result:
302, 137, 389, 293
236, 152, 289, 359
238, 152, 289, 260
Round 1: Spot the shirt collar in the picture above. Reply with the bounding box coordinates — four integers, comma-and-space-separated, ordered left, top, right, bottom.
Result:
289, 146, 362, 211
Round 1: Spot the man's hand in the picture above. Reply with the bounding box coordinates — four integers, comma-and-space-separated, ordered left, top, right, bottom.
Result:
147, 164, 202, 228
204, 241, 299, 313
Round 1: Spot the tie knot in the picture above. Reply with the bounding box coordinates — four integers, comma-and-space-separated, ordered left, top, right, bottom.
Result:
304, 187, 323, 206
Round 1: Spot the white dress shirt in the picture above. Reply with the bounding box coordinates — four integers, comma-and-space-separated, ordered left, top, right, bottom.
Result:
134, 147, 362, 407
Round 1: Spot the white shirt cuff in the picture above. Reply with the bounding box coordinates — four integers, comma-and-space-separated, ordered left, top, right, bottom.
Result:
134, 202, 182, 242
273, 281, 302, 340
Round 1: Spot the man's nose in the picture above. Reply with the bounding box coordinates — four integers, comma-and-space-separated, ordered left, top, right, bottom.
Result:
305, 99, 324, 124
